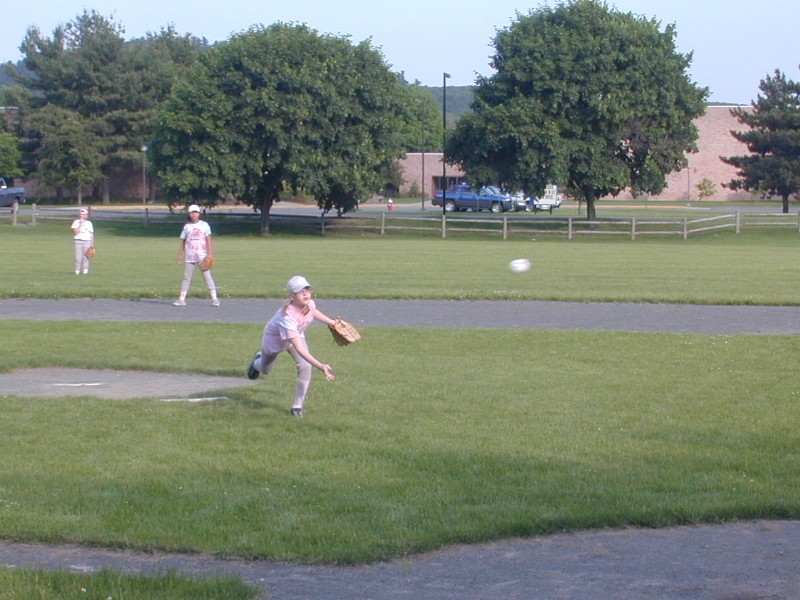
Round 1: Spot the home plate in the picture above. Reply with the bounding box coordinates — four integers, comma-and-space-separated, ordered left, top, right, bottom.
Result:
0, 368, 259, 400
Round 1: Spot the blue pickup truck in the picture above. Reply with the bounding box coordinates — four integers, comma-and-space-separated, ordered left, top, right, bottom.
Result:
432, 184, 514, 213
0, 178, 25, 209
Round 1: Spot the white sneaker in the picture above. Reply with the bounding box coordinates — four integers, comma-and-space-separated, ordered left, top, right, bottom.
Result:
83, 270, 89, 275
173, 299, 186, 306
211, 299, 220, 307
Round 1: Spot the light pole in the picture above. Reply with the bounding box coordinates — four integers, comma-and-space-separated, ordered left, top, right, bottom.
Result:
141, 145, 148, 204
420, 102, 426, 211
686, 157, 692, 207
441, 72, 450, 217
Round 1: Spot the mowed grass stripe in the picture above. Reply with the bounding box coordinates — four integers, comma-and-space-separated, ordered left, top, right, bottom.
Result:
0, 322, 797, 563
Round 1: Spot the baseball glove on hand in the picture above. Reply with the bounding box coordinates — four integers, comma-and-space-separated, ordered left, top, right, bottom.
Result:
329, 318, 361, 346
84, 246, 95, 258
199, 255, 214, 271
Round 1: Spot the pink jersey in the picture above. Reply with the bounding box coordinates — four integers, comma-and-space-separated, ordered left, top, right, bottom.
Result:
261, 299, 317, 354
180, 220, 211, 263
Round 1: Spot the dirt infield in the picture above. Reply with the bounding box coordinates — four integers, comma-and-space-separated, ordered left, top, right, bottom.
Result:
0, 367, 258, 401
1, 298, 799, 599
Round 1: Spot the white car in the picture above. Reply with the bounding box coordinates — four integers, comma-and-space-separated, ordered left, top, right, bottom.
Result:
526, 185, 562, 213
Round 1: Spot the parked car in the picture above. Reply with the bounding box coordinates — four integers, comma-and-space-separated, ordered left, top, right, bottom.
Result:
526, 184, 563, 213
0, 178, 25, 209
432, 184, 514, 213
510, 191, 528, 212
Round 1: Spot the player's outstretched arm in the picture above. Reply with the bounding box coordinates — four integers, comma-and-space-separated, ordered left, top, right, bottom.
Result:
289, 337, 335, 381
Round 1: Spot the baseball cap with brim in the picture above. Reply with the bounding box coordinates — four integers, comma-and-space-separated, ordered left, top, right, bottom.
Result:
287, 275, 312, 294
188, 204, 201, 213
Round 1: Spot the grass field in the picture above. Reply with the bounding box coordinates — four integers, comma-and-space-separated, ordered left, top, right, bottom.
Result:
0, 217, 799, 587
0, 569, 258, 600
1, 219, 799, 304
1, 321, 798, 565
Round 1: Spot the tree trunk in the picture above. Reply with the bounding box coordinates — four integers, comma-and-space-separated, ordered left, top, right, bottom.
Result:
782, 194, 789, 214
258, 198, 274, 235
102, 178, 110, 205
585, 189, 597, 221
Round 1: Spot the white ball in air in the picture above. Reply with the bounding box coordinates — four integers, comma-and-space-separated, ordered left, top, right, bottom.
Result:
508, 258, 531, 273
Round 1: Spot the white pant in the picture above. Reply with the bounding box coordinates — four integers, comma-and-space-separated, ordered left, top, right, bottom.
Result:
179, 262, 217, 298
74, 240, 92, 272
255, 343, 312, 409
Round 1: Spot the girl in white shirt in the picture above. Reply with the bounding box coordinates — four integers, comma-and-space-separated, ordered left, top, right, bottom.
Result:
70, 207, 94, 275
174, 204, 219, 306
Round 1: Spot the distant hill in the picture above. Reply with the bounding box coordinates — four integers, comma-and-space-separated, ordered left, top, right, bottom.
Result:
419, 85, 474, 125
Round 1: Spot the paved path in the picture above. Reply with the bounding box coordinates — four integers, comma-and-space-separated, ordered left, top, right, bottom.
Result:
0, 520, 798, 600
1, 298, 799, 599
3, 297, 800, 334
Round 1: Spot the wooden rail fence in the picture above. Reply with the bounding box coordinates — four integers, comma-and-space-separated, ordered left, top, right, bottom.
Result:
7, 204, 800, 240
322, 211, 800, 239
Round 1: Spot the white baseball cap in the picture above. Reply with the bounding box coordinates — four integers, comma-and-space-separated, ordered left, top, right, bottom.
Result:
287, 275, 312, 294
188, 204, 201, 213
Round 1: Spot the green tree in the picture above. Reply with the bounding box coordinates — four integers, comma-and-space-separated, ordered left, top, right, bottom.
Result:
445, 0, 707, 219
723, 69, 800, 213
33, 106, 102, 203
0, 84, 39, 177
151, 23, 410, 234
403, 83, 443, 153
0, 131, 23, 178
696, 178, 716, 201
16, 11, 202, 202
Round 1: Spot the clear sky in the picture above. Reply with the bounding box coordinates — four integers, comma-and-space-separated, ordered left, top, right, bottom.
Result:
4, 1, 798, 104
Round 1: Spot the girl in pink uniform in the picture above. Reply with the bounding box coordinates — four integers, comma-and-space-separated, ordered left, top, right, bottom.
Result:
247, 275, 337, 417
173, 204, 219, 306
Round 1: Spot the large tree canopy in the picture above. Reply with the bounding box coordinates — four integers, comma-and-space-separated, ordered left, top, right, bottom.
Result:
16, 11, 202, 201
445, 0, 708, 219
151, 23, 411, 234
724, 69, 800, 213
0, 131, 23, 178
32, 105, 102, 203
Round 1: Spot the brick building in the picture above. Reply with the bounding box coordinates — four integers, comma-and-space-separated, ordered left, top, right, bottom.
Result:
398, 105, 756, 202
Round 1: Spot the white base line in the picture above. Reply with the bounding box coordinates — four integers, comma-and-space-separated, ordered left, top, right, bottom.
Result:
158, 396, 229, 403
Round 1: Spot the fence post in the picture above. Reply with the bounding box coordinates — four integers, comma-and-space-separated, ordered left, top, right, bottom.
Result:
380, 212, 386, 235
797, 210, 800, 232
736, 210, 741, 234
568, 217, 573, 240
441, 214, 447, 239
631, 217, 636, 240
683, 218, 689, 239
320, 214, 325, 236
144, 207, 149, 227
31, 203, 37, 226
503, 216, 508, 240
11, 201, 18, 226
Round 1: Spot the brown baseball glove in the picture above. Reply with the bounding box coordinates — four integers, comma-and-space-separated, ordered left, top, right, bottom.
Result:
199, 255, 214, 271
84, 246, 95, 258
329, 318, 361, 346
